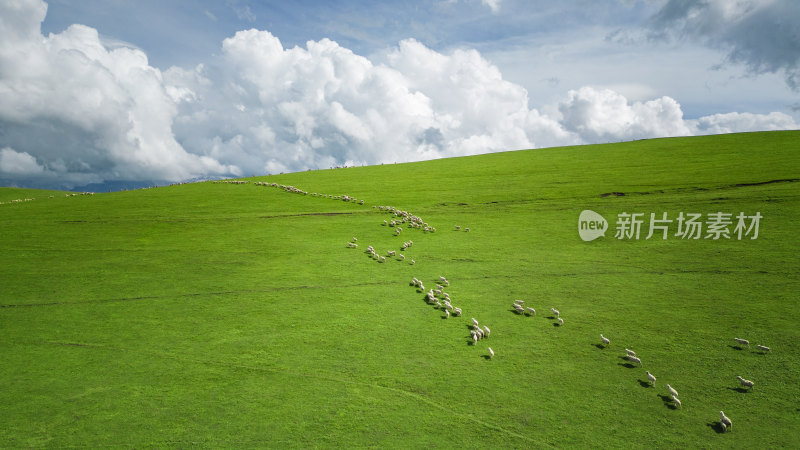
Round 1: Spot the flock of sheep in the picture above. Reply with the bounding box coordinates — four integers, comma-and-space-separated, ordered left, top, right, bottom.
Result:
0, 191, 94, 206
227, 178, 772, 436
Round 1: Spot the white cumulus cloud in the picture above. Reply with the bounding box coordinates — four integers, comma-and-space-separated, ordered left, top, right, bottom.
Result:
0, 147, 45, 175
0, 0, 796, 190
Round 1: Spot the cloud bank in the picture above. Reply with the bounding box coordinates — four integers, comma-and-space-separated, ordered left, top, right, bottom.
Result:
0, 0, 796, 190
647, 0, 800, 90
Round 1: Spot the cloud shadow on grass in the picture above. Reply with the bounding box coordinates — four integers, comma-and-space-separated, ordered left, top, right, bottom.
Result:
706, 421, 727, 434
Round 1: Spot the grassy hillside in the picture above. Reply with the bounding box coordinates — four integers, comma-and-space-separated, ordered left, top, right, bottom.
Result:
1, 131, 798, 447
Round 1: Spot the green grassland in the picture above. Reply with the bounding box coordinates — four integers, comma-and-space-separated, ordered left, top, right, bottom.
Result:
1, 131, 798, 447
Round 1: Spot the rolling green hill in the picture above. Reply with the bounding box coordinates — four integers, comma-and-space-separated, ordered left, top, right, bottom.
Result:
1, 131, 798, 447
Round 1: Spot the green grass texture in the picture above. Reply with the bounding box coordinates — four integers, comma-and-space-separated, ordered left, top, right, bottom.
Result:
1, 131, 798, 447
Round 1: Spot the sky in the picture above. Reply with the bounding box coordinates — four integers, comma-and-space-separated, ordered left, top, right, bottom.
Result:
1, 0, 798, 190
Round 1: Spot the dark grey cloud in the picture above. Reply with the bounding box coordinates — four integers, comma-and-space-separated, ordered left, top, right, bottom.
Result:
647, 0, 800, 90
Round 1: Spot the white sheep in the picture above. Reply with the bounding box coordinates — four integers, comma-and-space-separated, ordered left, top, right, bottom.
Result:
672, 394, 681, 408
627, 355, 641, 366
445, 309, 450, 318
379, 256, 386, 263
453, 307, 462, 317
472, 318, 479, 327
514, 299, 525, 305
398, 254, 405, 260
465, 227, 470, 232
483, 326, 490, 337
600, 334, 610, 346
646, 371, 656, 386
734, 337, 750, 348
720, 411, 732, 431
410, 259, 416, 265
757, 344, 771, 353
352, 237, 358, 242
387, 250, 396, 257
455, 225, 461, 230
525, 307, 536, 316
488, 347, 494, 358
625, 348, 637, 357
513, 304, 525, 314
472, 332, 478, 344
557, 317, 564, 326
667, 384, 678, 398
551, 308, 560, 317
736, 376, 754, 390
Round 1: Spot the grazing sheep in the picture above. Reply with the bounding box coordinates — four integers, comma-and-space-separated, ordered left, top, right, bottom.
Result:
445, 309, 450, 318
387, 250, 396, 257
627, 355, 642, 366
734, 338, 750, 348
671, 394, 681, 409
379, 256, 386, 263
488, 347, 494, 358
667, 384, 678, 398
352, 237, 358, 242
600, 334, 610, 346
513, 304, 525, 314
514, 299, 525, 305
625, 348, 637, 357
557, 318, 564, 326
736, 376, 754, 390
525, 307, 536, 316
472, 318, 479, 327
483, 326, 490, 337
720, 411, 732, 431
455, 225, 461, 230
398, 254, 405, 260
472, 332, 478, 344
410, 259, 416, 265
465, 227, 470, 232
646, 371, 656, 386
551, 308, 560, 317
453, 307, 462, 317
757, 344, 771, 353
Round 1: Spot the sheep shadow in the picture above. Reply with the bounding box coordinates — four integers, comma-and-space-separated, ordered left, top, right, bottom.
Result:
728, 345, 745, 351
546, 315, 556, 320
658, 394, 677, 409
553, 322, 562, 327
592, 343, 606, 350
509, 308, 524, 315
706, 421, 727, 434
637, 379, 652, 388
728, 387, 752, 394
618, 362, 637, 369
481, 355, 492, 360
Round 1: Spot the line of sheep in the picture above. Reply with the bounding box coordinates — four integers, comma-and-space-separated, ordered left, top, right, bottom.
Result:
264, 179, 767, 436
354, 240, 416, 265
377, 205, 436, 234
252, 180, 368, 205
410, 275, 494, 358
596, 334, 770, 432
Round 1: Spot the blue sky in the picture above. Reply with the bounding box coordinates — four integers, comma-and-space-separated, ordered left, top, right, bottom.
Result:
1, 0, 798, 190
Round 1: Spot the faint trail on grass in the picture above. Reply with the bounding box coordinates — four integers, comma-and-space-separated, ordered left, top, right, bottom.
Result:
0, 280, 398, 308
26, 340, 540, 445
